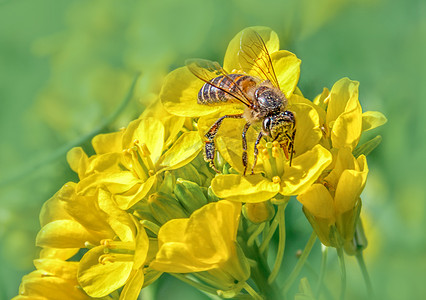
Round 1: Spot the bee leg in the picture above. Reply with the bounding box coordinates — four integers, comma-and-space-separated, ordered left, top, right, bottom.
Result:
204, 114, 243, 172
285, 130, 296, 166
251, 132, 264, 175
204, 141, 220, 173
241, 123, 251, 176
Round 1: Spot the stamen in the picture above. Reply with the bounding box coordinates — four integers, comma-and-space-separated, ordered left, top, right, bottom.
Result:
272, 176, 281, 184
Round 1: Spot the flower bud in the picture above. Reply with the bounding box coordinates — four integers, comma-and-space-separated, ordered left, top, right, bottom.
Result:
148, 192, 188, 224
242, 201, 275, 224
174, 179, 208, 214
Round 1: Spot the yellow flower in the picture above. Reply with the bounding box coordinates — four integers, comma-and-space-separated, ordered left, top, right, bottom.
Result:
313, 77, 387, 151
150, 200, 250, 292
67, 116, 202, 210
13, 259, 90, 300
297, 148, 368, 247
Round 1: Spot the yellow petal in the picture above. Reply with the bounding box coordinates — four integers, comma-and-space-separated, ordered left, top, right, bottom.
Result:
211, 174, 280, 203
280, 144, 332, 195
151, 201, 241, 273
330, 95, 362, 150
16, 270, 89, 300
324, 148, 357, 188
334, 157, 368, 215
119, 269, 144, 300
133, 227, 150, 270
326, 78, 360, 125
36, 220, 99, 248
271, 50, 301, 98
39, 248, 79, 261
362, 111, 387, 132
288, 102, 322, 155
92, 131, 123, 154
114, 175, 157, 210
78, 246, 133, 298
33, 259, 79, 281
122, 118, 165, 163
160, 66, 223, 117
297, 184, 335, 220
66, 147, 88, 179
39, 183, 76, 227
97, 188, 136, 242
158, 131, 202, 170
224, 26, 279, 72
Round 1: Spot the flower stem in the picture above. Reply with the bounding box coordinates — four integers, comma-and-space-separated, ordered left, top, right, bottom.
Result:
243, 283, 263, 300
268, 203, 286, 284
336, 247, 346, 300
282, 231, 317, 294
356, 251, 374, 298
247, 223, 265, 247
315, 245, 328, 298
259, 212, 279, 254
170, 273, 219, 296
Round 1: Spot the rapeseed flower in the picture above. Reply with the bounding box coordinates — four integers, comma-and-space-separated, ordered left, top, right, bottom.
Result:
298, 148, 368, 248
15, 26, 386, 300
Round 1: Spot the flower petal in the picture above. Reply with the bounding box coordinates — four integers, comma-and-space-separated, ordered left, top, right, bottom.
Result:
211, 174, 280, 203
271, 50, 301, 97
160, 67, 223, 117
362, 111, 387, 132
330, 95, 362, 150
78, 246, 133, 298
326, 78, 360, 125
280, 144, 332, 195
334, 155, 368, 215
297, 184, 335, 220
92, 131, 123, 154
151, 201, 242, 273
158, 131, 202, 170
36, 220, 99, 248
288, 102, 322, 155
122, 118, 165, 163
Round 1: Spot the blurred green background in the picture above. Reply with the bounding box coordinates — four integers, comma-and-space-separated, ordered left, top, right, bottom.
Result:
0, 0, 425, 299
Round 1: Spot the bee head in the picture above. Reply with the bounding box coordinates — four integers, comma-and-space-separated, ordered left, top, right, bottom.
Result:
262, 111, 295, 140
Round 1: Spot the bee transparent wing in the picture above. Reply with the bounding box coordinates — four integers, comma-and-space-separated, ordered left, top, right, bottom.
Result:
186, 58, 252, 107
238, 28, 280, 89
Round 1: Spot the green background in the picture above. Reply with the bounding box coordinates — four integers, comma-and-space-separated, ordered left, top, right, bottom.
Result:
1, 0, 424, 299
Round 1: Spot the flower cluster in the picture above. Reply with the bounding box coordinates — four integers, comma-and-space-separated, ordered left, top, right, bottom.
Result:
15, 27, 386, 299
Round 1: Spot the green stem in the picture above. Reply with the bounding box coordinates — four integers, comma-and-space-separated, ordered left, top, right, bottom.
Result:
240, 220, 281, 299
259, 212, 279, 254
315, 245, 328, 298
268, 204, 286, 284
170, 273, 219, 296
0, 73, 140, 188
336, 247, 346, 300
243, 283, 263, 300
282, 231, 317, 294
247, 223, 265, 247
356, 251, 374, 299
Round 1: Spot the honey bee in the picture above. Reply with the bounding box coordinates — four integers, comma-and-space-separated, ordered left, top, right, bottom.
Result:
187, 29, 296, 175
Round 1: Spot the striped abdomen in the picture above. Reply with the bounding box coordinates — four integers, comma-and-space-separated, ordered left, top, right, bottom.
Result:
198, 74, 256, 105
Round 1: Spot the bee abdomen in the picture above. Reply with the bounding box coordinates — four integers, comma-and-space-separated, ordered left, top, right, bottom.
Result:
198, 74, 255, 105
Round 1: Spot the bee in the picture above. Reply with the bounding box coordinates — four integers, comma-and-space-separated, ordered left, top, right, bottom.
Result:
187, 29, 296, 175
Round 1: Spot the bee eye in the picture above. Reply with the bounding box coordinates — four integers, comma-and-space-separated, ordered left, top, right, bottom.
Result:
263, 118, 272, 131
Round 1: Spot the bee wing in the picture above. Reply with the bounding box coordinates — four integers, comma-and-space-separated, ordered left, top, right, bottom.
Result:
238, 28, 280, 89
186, 58, 252, 107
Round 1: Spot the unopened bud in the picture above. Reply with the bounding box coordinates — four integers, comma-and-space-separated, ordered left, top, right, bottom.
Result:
174, 179, 208, 214
243, 202, 275, 224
